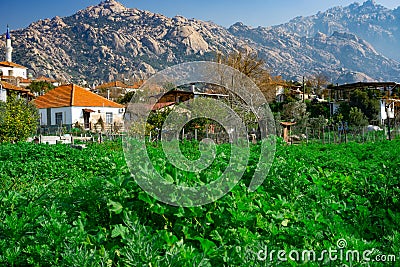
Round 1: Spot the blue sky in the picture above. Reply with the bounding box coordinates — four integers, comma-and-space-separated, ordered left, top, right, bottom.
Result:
2, 0, 399, 31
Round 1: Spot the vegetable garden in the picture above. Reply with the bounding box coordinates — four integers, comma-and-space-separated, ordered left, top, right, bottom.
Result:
0, 139, 399, 266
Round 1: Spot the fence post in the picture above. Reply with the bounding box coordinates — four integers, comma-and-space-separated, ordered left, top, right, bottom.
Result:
362, 127, 364, 143
328, 127, 331, 144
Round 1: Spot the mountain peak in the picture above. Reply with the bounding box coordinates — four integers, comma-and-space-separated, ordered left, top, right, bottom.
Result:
362, 0, 377, 7
228, 22, 252, 33
358, 0, 387, 12
97, 0, 127, 12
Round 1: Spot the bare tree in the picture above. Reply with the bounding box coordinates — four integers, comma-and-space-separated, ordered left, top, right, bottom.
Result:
308, 72, 329, 96
215, 50, 286, 102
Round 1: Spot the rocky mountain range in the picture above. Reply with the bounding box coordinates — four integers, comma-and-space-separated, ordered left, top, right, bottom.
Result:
274, 0, 400, 62
1, 0, 399, 84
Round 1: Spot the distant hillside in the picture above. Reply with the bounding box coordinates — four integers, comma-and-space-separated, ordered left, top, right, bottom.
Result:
1, 0, 399, 84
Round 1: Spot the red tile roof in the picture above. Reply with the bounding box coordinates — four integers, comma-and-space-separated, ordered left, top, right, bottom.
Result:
0, 61, 27, 69
33, 84, 124, 109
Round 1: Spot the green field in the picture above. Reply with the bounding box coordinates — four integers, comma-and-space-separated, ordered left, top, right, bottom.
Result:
0, 139, 399, 266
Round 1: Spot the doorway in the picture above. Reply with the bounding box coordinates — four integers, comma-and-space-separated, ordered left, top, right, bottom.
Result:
83, 109, 93, 129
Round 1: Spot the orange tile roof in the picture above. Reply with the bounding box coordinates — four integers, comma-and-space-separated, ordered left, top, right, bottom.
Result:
152, 102, 175, 111
132, 80, 145, 88
95, 80, 144, 90
1, 81, 30, 93
1, 75, 26, 80
35, 76, 57, 83
0, 61, 27, 69
33, 84, 124, 109
19, 78, 32, 83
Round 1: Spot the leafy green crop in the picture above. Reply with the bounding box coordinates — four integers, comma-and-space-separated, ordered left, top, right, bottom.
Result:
0, 139, 399, 266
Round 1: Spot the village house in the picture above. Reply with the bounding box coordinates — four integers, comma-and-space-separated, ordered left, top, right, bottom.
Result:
0, 61, 27, 80
150, 83, 229, 109
33, 84, 125, 134
0, 81, 34, 102
93, 80, 144, 101
332, 81, 400, 124
34, 76, 60, 87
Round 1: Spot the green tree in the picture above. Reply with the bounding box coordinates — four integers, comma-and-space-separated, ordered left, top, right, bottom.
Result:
334, 90, 379, 124
27, 81, 55, 94
117, 91, 135, 105
0, 94, 39, 143
334, 102, 351, 122
349, 107, 368, 127
307, 101, 330, 118
349, 89, 379, 121
146, 107, 173, 137
282, 101, 309, 123
282, 101, 309, 134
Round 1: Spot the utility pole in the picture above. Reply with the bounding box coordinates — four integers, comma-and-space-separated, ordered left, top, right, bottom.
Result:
302, 76, 305, 103
387, 108, 391, 141
386, 101, 392, 141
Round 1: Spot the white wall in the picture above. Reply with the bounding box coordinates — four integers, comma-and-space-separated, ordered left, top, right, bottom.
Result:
0, 87, 6, 102
71, 106, 124, 127
380, 99, 395, 124
39, 109, 47, 125
0, 66, 27, 79
39, 107, 72, 126
39, 106, 125, 127
330, 102, 340, 116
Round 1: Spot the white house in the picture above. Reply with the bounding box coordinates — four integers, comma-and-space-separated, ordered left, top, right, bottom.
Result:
34, 84, 125, 133
0, 81, 34, 102
0, 61, 27, 80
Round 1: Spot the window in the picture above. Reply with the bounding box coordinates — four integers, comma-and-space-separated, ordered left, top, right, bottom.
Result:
55, 112, 63, 125
106, 112, 113, 124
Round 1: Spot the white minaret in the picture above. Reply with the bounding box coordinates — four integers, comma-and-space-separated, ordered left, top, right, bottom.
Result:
5, 25, 13, 62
